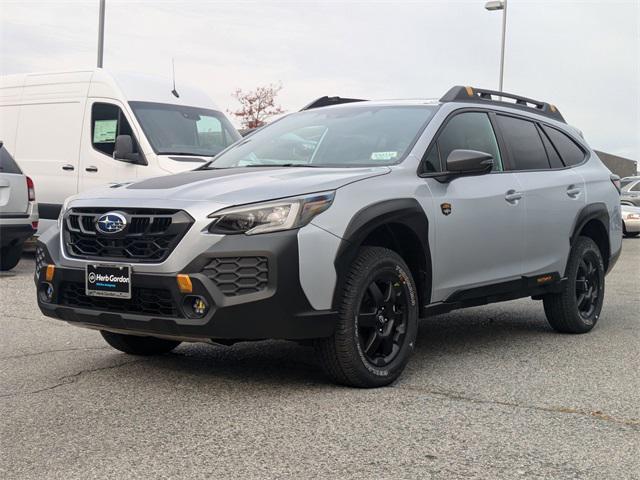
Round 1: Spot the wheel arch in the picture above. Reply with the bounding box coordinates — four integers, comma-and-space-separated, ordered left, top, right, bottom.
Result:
569, 203, 611, 273
332, 199, 432, 314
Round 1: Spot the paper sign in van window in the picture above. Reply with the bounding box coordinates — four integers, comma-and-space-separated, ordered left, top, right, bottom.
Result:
371, 151, 398, 161
94, 119, 118, 143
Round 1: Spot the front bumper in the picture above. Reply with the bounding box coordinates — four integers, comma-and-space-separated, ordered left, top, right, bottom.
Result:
36, 230, 337, 341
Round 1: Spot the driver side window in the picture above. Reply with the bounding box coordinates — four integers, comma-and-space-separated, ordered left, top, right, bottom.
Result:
91, 103, 139, 157
421, 112, 503, 173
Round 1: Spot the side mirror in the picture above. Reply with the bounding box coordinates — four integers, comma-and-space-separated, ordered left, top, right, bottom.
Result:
113, 135, 139, 163
446, 149, 493, 175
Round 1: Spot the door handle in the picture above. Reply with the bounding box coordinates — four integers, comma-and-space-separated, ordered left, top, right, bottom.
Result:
567, 185, 582, 198
62, 164, 75, 171
505, 190, 523, 204
85, 166, 98, 173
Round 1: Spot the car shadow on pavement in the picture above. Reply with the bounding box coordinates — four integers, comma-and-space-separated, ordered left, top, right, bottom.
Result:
97, 307, 554, 389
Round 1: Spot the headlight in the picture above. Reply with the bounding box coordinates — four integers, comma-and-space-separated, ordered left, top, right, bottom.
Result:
207, 191, 335, 235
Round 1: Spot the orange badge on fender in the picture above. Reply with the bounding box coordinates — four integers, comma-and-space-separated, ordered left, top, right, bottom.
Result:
441, 203, 452, 216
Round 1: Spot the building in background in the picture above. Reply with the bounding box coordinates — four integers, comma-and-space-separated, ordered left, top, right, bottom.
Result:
595, 151, 638, 178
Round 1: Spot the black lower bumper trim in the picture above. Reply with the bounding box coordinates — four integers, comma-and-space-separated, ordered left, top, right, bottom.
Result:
36, 231, 337, 340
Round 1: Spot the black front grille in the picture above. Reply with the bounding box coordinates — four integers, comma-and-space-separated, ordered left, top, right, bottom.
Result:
203, 257, 269, 296
59, 282, 181, 317
63, 208, 193, 263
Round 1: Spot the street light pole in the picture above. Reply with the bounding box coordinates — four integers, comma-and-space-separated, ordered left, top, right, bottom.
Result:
485, 0, 508, 92
97, 0, 105, 68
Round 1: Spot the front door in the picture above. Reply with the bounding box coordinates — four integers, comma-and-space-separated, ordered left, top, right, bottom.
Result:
79, 99, 144, 192
420, 111, 525, 302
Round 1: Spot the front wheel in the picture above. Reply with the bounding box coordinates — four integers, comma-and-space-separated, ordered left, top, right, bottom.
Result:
101, 331, 181, 355
543, 236, 605, 334
315, 246, 419, 388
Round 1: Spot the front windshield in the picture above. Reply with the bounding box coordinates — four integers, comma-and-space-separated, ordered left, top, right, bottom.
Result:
129, 101, 241, 158
208, 105, 437, 168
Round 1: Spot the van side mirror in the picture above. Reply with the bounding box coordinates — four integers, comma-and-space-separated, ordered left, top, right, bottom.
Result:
446, 149, 493, 175
113, 135, 139, 163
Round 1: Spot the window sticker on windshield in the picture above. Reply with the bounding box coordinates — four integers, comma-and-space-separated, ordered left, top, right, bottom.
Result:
371, 151, 398, 161
93, 119, 118, 143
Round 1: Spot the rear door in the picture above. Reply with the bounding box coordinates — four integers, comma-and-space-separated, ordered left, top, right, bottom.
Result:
495, 114, 586, 277
79, 99, 144, 192
0, 146, 28, 215
420, 110, 526, 301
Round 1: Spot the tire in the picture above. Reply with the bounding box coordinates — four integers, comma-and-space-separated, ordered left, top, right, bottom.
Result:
0, 244, 23, 271
100, 331, 181, 355
543, 236, 605, 334
315, 246, 419, 388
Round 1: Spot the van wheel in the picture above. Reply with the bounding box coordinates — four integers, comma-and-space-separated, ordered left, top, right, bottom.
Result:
315, 246, 419, 388
543, 236, 605, 334
0, 244, 23, 271
100, 331, 181, 355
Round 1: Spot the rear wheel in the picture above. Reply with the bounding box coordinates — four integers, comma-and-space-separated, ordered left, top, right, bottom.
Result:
101, 331, 181, 355
315, 247, 419, 388
0, 244, 23, 271
543, 236, 605, 334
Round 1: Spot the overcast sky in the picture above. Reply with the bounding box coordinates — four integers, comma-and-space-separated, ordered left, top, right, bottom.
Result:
1, 0, 638, 159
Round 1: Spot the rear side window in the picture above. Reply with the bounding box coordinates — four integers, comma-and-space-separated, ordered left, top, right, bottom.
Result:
425, 112, 503, 172
91, 103, 138, 157
541, 125, 585, 166
496, 115, 550, 171
0, 146, 22, 174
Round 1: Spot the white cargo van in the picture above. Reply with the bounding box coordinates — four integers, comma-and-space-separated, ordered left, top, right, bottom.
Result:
0, 69, 241, 231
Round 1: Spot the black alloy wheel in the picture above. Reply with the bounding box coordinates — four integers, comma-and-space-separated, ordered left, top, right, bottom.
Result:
357, 273, 409, 368
575, 252, 601, 320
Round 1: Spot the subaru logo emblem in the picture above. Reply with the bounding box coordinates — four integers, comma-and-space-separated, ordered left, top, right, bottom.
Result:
96, 212, 127, 234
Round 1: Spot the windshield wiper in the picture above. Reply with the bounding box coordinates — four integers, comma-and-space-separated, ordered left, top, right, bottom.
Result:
159, 152, 216, 158
242, 163, 321, 168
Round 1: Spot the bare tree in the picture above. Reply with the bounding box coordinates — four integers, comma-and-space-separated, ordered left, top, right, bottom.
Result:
230, 83, 285, 130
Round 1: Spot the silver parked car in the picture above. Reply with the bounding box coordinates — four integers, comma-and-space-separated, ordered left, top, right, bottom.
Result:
621, 204, 640, 237
36, 86, 621, 387
0, 142, 38, 270
621, 177, 640, 207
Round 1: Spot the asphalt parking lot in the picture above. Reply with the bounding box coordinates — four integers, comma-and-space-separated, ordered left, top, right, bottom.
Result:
1, 239, 638, 480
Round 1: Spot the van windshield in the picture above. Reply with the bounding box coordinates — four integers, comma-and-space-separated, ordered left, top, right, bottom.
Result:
129, 102, 241, 158
207, 105, 438, 168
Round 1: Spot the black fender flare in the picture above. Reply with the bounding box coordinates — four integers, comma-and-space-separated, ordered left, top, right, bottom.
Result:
332, 198, 432, 311
568, 202, 611, 272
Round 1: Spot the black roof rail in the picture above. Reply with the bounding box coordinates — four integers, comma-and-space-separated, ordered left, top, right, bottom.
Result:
300, 96, 367, 111
440, 86, 565, 123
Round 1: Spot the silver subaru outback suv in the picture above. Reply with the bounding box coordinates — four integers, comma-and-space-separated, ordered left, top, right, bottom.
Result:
36, 86, 622, 387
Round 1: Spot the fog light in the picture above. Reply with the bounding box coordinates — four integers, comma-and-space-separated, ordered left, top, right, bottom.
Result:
183, 295, 209, 319
193, 297, 207, 316
39, 282, 54, 303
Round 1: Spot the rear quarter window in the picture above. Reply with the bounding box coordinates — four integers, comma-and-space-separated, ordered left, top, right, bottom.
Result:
541, 125, 585, 166
0, 146, 23, 174
496, 115, 550, 171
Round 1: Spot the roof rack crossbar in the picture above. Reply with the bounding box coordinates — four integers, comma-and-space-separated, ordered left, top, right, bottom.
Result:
300, 96, 368, 111
439, 86, 565, 123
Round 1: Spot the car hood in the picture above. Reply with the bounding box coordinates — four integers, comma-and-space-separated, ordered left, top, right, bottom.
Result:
74, 166, 390, 206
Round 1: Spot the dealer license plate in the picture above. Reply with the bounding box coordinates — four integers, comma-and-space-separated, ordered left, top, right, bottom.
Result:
86, 264, 131, 299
